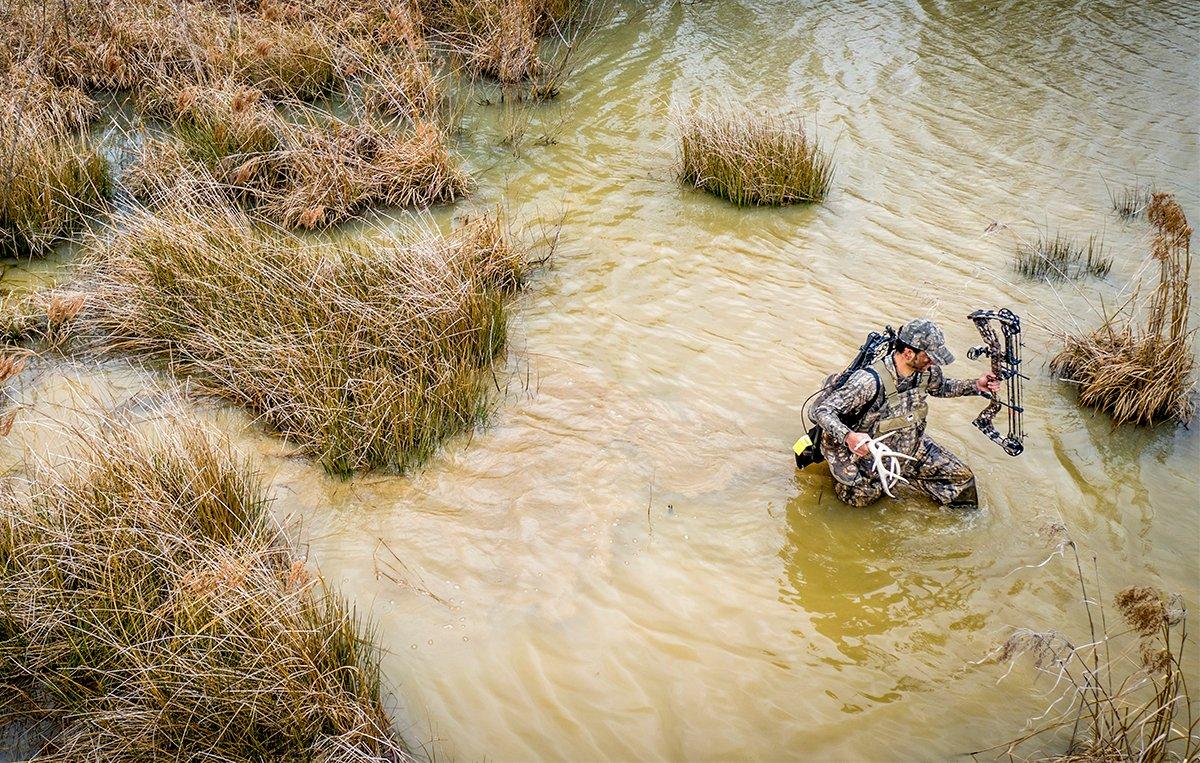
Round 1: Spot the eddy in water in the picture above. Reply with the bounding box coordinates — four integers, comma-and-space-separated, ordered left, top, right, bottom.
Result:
797, 314, 1025, 510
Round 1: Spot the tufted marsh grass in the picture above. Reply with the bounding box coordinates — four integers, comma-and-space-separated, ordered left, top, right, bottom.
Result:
677, 108, 834, 207
1015, 230, 1111, 281
0, 66, 110, 257
1110, 180, 1153, 220
78, 194, 530, 474
0, 414, 414, 759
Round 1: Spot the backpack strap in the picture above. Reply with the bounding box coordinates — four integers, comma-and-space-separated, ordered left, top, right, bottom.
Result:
844, 366, 882, 428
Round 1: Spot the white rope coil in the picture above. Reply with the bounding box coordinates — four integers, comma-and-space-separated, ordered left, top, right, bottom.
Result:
863, 433, 917, 497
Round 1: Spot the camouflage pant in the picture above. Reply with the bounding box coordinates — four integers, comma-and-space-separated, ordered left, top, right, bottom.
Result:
831, 435, 976, 508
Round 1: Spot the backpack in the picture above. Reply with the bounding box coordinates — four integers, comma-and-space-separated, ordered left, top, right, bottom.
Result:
793, 328, 894, 468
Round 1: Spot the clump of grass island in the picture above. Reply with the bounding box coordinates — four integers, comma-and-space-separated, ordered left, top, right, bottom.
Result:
422, 0, 598, 97
0, 65, 110, 257
1015, 230, 1111, 281
261, 117, 471, 229
79, 195, 528, 473
677, 108, 834, 206
1051, 192, 1195, 425
0, 414, 414, 759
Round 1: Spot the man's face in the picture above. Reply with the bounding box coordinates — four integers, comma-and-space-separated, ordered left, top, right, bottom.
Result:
910, 349, 935, 372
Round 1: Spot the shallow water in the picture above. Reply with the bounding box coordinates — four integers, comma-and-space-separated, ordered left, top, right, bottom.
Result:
4, 1, 1199, 760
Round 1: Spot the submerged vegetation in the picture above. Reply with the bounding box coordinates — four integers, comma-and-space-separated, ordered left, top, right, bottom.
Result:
1051, 192, 1195, 425
677, 108, 834, 207
0, 415, 413, 759
78, 195, 530, 474
1015, 231, 1111, 281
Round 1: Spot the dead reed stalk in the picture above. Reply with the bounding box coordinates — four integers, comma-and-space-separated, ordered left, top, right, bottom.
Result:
0, 414, 414, 759
677, 108, 834, 206
78, 194, 528, 473
976, 535, 1196, 762
1050, 193, 1195, 425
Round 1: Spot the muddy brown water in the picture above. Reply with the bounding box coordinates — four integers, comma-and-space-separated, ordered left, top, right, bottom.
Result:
3, 1, 1199, 760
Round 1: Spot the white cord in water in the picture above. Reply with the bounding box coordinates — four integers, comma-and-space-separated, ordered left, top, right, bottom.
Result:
863, 433, 918, 498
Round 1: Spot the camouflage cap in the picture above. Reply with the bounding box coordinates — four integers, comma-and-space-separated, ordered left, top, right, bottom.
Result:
898, 318, 955, 365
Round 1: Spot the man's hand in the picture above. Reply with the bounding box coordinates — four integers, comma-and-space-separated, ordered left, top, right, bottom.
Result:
975, 371, 1000, 396
845, 432, 870, 458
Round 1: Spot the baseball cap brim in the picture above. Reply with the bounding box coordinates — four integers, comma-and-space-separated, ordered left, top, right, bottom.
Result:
928, 344, 955, 365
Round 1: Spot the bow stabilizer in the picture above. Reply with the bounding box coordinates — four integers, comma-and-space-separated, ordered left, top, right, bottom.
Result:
967, 308, 1025, 456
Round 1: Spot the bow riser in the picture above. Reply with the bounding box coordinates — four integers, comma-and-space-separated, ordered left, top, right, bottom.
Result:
967, 308, 1025, 457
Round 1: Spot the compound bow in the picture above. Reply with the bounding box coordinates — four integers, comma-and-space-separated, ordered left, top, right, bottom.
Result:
967, 308, 1025, 456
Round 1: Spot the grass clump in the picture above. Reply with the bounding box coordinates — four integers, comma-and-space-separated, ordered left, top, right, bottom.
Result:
127, 82, 469, 229
79, 196, 528, 473
138, 78, 281, 167
260, 118, 470, 229
0, 414, 414, 759
0, 67, 110, 257
1050, 193, 1195, 425
420, 0, 601, 98
227, 17, 342, 100
1110, 180, 1153, 220
677, 108, 834, 206
0, 289, 86, 350
1016, 231, 1112, 281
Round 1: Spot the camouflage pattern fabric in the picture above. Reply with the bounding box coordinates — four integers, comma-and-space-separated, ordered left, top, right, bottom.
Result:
812, 354, 979, 508
897, 317, 955, 365
831, 435, 976, 507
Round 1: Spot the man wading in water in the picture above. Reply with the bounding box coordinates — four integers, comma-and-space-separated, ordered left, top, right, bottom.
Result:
811, 319, 1000, 510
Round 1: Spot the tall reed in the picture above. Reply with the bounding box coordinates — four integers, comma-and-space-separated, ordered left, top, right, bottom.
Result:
677, 108, 834, 206
0, 414, 414, 759
78, 194, 527, 473
1050, 193, 1194, 425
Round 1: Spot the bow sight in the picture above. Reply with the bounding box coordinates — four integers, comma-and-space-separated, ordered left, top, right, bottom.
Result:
967, 308, 1026, 456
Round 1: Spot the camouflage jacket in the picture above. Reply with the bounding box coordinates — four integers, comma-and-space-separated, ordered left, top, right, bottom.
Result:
812, 355, 979, 483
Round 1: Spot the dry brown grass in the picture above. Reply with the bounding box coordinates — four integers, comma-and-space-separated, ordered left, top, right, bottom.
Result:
1050, 193, 1194, 425
420, 0, 600, 97
3, 0, 342, 99
77, 194, 529, 473
677, 107, 834, 207
0, 289, 86, 351
0, 64, 110, 257
0, 413, 414, 759
125, 85, 469, 228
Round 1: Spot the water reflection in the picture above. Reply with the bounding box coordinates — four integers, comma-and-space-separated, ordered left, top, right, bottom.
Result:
778, 486, 983, 678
